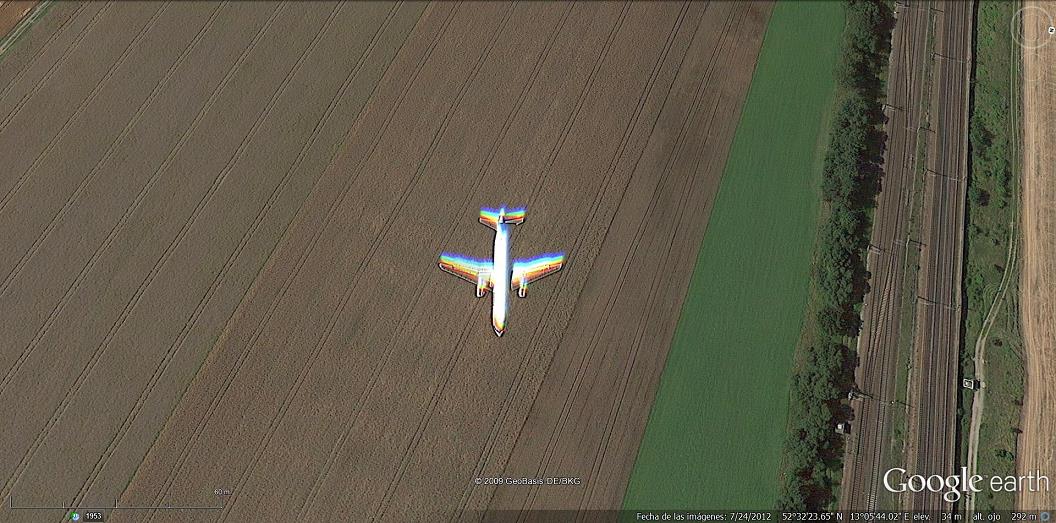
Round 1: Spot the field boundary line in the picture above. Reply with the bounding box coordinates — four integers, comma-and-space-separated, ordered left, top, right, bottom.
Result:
521, 6, 736, 514
465, 1, 695, 515
0, 1, 337, 506
0, 1, 283, 407
513, 4, 735, 516
0, 1, 221, 298
67, 2, 400, 512
0, 2, 109, 147
295, 5, 576, 519
214, 6, 519, 520
138, 6, 458, 519
0, 2, 86, 109
464, 1, 710, 516
576, 7, 753, 513
0, 1, 288, 502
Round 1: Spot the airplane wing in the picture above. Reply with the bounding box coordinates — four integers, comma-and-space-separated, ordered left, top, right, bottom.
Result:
512, 253, 564, 296
438, 253, 493, 290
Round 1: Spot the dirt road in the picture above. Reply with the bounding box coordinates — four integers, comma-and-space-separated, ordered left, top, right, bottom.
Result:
0, 2, 768, 521
1018, 0, 1056, 510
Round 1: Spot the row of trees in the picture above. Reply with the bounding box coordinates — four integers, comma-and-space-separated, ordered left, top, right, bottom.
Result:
778, 0, 893, 510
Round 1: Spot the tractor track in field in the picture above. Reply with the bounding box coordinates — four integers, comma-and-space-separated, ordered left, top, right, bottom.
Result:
1, 1, 338, 504
0, 3, 770, 520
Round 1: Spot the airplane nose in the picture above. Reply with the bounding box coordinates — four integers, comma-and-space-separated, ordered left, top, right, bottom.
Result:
494, 326, 505, 337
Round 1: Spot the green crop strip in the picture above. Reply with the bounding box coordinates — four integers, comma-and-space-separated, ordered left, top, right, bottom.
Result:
623, 1, 845, 509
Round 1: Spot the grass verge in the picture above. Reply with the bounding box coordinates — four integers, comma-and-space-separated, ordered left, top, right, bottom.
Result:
961, 0, 1024, 512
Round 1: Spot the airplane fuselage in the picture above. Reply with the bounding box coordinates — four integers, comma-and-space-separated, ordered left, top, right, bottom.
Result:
491, 223, 510, 336
438, 206, 564, 337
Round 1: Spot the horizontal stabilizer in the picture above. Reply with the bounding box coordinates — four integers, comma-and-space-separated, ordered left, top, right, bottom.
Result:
480, 207, 526, 230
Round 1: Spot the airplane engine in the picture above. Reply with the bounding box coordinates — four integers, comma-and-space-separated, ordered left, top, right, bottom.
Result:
476, 277, 487, 298
517, 279, 527, 298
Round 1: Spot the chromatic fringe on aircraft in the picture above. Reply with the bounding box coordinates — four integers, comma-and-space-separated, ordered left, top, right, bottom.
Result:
438, 207, 564, 336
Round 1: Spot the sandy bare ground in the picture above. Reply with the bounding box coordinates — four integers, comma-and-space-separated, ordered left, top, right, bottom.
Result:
0, 2, 767, 521
1018, 0, 1056, 510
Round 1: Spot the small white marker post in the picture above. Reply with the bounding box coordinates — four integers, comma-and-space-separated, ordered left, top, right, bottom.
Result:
1049, 25, 1055, 35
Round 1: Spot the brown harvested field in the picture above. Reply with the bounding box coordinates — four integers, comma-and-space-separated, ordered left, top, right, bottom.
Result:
1018, 0, 1056, 510
0, 2, 768, 521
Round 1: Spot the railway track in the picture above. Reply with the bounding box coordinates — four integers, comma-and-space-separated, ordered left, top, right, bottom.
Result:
840, 0, 932, 511
905, 0, 972, 512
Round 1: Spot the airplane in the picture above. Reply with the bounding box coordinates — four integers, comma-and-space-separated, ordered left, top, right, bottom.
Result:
438, 206, 565, 337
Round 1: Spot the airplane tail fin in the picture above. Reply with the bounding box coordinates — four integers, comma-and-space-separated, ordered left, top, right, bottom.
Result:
480, 207, 526, 230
